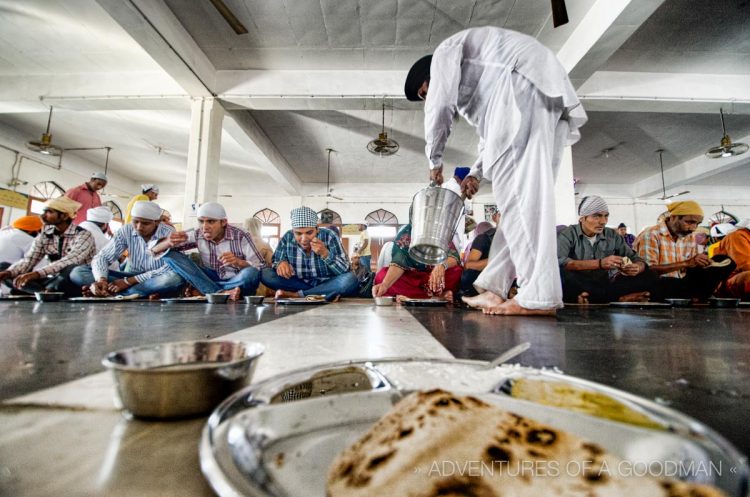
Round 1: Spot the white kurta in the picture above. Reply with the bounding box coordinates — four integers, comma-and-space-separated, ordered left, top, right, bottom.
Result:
424, 27, 587, 309
78, 221, 119, 270
441, 177, 472, 253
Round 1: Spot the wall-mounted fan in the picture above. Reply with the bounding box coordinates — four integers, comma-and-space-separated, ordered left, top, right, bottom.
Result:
367, 101, 399, 157
705, 108, 749, 159
656, 149, 690, 201
26, 106, 63, 156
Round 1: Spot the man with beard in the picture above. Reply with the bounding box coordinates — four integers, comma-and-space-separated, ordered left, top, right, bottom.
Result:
65, 172, 107, 225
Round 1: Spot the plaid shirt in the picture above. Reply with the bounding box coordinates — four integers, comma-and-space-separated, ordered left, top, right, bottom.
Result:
8, 223, 95, 277
272, 227, 350, 282
634, 220, 697, 278
93, 223, 175, 283
173, 225, 265, 279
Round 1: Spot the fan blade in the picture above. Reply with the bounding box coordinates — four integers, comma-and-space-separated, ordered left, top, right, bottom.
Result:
551, 0, 569, 27
208, 0, 248, 34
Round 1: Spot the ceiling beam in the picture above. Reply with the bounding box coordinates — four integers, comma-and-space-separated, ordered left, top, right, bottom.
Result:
632, 136, 750, 198
95, 0, 216, 97
578, 72, 750, 113
556, 0, 667, 88
224, 109, 303, 196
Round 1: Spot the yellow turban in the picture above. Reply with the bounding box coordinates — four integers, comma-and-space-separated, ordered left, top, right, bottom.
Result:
667, 201, 703, 217
12, 215, 43, 232
44, 196, 82, 218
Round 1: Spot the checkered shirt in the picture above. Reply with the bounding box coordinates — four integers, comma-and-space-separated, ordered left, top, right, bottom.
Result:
272, 227, 350, 282
634, 220, 697, 278
174, 225, 265, 279
7, 223, 95, 277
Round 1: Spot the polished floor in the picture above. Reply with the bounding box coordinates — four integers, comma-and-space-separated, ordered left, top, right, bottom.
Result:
1, 299, 749, 496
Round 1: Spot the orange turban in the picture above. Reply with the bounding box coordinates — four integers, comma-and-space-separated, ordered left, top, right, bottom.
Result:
12, 215, 43, 232
667, 201, 703, 217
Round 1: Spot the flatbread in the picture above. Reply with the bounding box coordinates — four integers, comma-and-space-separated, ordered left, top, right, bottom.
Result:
327, 389, 726, 497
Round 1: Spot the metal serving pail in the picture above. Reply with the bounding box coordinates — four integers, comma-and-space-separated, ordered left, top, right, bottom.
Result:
408, 186, 464, 265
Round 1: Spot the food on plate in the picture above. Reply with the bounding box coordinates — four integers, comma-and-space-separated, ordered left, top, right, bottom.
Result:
509, 378, 663, 430
620, 256, 632, 267
327, 389, 725, 497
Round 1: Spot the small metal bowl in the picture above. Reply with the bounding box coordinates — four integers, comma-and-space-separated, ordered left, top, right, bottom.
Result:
207, 293, 230, 304
374, 296, 395, 306
709, 297, 740, 308
34, 291, 65, 302
665, 298, 692, 307
244, 295, 264, 305
102, 340, 265, 419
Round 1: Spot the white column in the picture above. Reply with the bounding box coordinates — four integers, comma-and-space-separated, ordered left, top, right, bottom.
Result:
554, 146, 577, 226
182, 97, 224, 224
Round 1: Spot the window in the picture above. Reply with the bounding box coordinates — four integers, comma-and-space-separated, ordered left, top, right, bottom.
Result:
253, 208, 281, 249
364, 209, 399, 269
104, 201, 124, 233
27, 181, 65, 215
365, 209, 398, 226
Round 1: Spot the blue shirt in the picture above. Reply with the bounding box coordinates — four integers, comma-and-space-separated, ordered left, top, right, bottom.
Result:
92, 223, 175, 283
272, 227, 350, 282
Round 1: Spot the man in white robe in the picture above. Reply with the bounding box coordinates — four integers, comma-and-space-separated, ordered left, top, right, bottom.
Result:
405, 26, 587, 316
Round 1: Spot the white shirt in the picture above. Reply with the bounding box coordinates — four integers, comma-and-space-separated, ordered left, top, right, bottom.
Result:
424, 27, 586, 178
441, 177, 472, 252
78, 221, 119, 270
0, 227, 35, 265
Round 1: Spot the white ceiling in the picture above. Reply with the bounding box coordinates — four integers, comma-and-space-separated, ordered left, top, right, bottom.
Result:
0, 0, 748, 200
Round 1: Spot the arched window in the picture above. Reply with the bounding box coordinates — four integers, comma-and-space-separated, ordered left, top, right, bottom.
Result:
27, 181, 65, 215
253, 208, 281, 249
365, 209, 398, 226
318, 208, 342, 226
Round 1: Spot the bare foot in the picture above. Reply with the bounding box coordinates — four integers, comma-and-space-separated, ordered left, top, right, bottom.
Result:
81, 285, 94, 297
484, 298, 557, 316
183, 285, 202, 297
219, 287, 242, 301
438, 290, 453, 302
147, 293, 161, 301
577, 292, 590, 304
618, 291, 650, 303
275, 289, 302, 299
462, 291, 504, 309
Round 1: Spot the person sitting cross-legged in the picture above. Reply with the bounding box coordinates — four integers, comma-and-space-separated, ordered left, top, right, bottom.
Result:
372, 223, 462, 302
260, 206, 358, 300
151, 202, 265, 301
557, 196, 658, 304
70, 201, 184, 298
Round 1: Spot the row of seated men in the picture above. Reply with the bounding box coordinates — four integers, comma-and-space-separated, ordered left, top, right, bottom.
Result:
2, 194, 748, 304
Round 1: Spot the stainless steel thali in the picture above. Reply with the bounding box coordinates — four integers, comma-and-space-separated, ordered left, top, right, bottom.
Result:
200, 358, 749, 497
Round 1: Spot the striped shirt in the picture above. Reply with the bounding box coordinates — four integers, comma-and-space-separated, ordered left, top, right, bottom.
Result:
92, 223, 175, 283
634, 220, 697, 279
173, 225, 264, 279
272, 227, 350, 282
7, 223, 95, 277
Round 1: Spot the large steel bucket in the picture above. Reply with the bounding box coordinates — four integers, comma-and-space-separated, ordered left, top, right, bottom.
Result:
408, 186, 464, 265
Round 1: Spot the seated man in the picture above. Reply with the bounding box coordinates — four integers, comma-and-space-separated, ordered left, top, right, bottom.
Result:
0, 215, 43, 267
152, 202, 264, 300
70, 201, 183, 298
557, 196, 657, 303
0, 198, 95, 297
372, 223, 462, 301
78, 206, 119, 270
350, 254, 375, 298
261, 206, 357, 299
617, 223, 635, 248
712, 219, 750, 299
634, 200, 736, 301
460, 221, 495, 298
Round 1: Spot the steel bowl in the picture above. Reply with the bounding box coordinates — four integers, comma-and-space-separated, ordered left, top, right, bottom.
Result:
244, 295, 264, 305
102, 340, 265, 419
374, 296, 394, 306
709, 298, 740, 308
207, 293, 230, 304
34, 291, 65, 302
665, 298, 692, 307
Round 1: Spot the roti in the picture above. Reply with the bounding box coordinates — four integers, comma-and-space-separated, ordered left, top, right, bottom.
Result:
327, 389, 726, 497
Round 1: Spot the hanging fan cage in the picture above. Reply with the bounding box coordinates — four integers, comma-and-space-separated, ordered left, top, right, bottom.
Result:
367, 101, 399, 157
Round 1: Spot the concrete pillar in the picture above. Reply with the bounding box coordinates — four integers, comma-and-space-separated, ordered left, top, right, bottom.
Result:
554, 146, 577, 226
182, 97, 224, 224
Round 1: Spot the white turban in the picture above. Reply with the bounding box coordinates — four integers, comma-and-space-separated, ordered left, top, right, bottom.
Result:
86, 206, 113, 224
578, 195, 609, 217
141, 183, 159, 193
196, 201, 226, 220
130, 201, 162, 221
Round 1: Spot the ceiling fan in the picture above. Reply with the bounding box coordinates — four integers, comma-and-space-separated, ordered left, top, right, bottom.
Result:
311, 148, 344, 201
656, 149, 690, 201
367, 101, 399, 157
208, 0, 248, 34
594, 141, 625, 159
26, 106, 63, 156
705, 108, 749, 159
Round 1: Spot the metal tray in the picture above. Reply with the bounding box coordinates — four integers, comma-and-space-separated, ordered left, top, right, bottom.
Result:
609, 301, 672, 309
274, 298, 329, 305
200, 358, 748, 497
69, 296, 145, 303
0, 294, 36, 300
402, 298, 449, 307
161, 297, 209, 304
